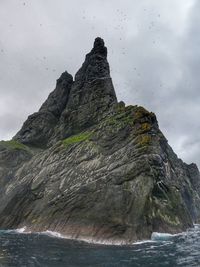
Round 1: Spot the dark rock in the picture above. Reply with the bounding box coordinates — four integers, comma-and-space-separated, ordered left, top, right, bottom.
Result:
54, 37, 117, 140
39, 71, 73, 118
74, 37, 109, 83
0, 140, 32, 198
13, 71, 73, 147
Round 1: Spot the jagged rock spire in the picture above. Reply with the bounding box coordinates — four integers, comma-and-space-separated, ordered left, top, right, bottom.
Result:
75, 37, 110, 83
39, 71, 73, 118
58, 37, 117, 138
14, 38, 117, 145
13, 72, 73, 147
92, 37, 107, 56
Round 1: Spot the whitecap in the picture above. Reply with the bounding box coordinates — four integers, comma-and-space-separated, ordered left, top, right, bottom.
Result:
41, 230, 65, 239
15, 226, 27, 233
194, 224, 200, 229
151, 232, 184, 241
133, 240, 155, 245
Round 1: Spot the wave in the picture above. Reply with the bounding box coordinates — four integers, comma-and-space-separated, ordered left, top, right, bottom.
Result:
0, 226, 191, 246
41, 230, 65, 239
1, 227, 152, 246
133, 240, 155, 245
194, 224, 200, 229
15, 226, 27, 233
151, 232, 185, 241
41, 231, 128, 245
41, 231, 160, 246
0, 227, 30, 235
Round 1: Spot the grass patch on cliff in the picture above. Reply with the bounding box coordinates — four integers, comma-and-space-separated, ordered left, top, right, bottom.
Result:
105, 112, 134, 128
0, 140, 28, 150
105, 105, 153, 130
62, 132, 92, 147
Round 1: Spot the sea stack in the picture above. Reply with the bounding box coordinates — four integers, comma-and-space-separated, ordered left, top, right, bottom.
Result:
0, 38, 200, 244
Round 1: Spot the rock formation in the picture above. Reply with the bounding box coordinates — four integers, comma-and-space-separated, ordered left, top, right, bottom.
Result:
13, 71, 73, 148
0, 38, 200, 244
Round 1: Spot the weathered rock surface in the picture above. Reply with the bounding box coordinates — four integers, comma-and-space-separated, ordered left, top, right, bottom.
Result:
13, 71, 73, 147
0, 38, 200, 244
54, 37, 117, 141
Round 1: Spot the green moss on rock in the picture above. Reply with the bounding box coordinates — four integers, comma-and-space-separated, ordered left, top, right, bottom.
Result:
0, 140, 28, 151
62, 132, 92, 147
104, 110, 135, 129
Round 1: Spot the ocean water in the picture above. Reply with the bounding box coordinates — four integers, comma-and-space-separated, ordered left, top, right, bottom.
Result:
0, 226, 200, 267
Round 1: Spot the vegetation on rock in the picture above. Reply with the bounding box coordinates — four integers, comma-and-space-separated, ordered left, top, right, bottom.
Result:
0, 140, 28, 150
62, 132, 92, 147
136, 134, 152, 147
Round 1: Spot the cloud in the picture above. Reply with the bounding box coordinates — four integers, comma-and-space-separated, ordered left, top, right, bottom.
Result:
0, 0, 199, 166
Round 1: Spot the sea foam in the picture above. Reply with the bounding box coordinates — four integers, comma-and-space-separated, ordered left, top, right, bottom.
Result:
151, 232, 185, 241
15, 226, 27, 233
2, 226, 189, 246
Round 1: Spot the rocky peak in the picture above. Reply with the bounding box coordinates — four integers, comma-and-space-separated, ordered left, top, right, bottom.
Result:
39, 71, 73, 118
92, 37, 107, 56
55, 37, 117, 139
13, 38, 117, 145
74, 37, 109, 83
13, 71, 73, 147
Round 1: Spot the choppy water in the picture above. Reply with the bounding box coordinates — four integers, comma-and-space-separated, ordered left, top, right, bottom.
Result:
0, 225, 200, 267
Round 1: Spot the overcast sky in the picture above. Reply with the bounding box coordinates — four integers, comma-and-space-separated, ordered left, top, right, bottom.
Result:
0, 0, 199, 167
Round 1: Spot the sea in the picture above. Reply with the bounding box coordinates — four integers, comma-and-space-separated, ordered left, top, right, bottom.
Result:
0, 225, 200, 267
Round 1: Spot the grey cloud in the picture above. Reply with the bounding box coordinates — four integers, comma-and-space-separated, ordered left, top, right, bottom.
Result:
0, 0, 199, 166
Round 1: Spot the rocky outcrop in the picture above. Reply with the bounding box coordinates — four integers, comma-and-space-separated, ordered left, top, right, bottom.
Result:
14, 38, 117, 146
54, 37, 117, 141
0, 140, 32, 198
13, 71, 73, 147
0, 38, 200, 244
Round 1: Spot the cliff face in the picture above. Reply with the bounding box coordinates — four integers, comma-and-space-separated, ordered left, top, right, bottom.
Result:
0, 38, 200, 244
